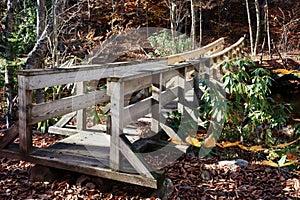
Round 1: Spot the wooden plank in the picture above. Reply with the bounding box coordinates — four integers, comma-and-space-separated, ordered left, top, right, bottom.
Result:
210, 37, 244, 61
109, 81, 124, 171
160, 87, 178, 107
77, 82, 87, 131
204, 44, 224, 56
160, 122, 182, 141
30, 89, 109, 125
18, 75, 33, 154
20, 60, 167, 90
167, 38, 225, 65
123, 97, 152, 127
0, 144, 159, 188
0, 121, 19, 149
48, 126, 79, 136
151, 73, 162, 134
52, 112, 76, 128
177, 68, 186, 114
123, 75, 152, 96
162, 69, 181, 83
119, 136, 154, 179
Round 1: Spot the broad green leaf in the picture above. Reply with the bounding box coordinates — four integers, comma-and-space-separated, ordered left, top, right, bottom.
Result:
278, 155, 287, 167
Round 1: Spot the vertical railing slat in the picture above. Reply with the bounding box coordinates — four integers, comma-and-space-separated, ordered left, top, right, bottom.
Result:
18, 75, 33, 153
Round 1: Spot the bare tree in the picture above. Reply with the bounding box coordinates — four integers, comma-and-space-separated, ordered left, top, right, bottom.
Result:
265, 0, 271, 55
36, 0, 46, 104
245, 0, 261, 56
254, 0, 260, 55
165, 0, 187, 38
199, 0, 202, 47
37, 0, 46, 40
190, 0, 196, 49
25, 0, 67, 70
245, 0, 254, 55
4, 0, 17, 127
52, 0, 58, 67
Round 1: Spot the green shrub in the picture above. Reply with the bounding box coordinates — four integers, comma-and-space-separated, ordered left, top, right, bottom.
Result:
148, 29, 192, 56
201, 58, 291, 145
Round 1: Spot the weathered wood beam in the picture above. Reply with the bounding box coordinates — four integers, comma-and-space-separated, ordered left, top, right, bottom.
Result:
109, 80, 124, 171
18, 76, 33, 154
30, 90, 109, 125
123, 97, 152, 127
0, 121, 19, 149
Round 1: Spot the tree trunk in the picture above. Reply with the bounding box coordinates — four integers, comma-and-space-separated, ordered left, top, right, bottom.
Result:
254, 0, 260, 55
245, 0, 254, 55
36, 0, 46, 104
265, 0, 271, 55
5, 0, 17, 127
52, 0, 58, 67
199, 0, 202, 47
25, 0, 67, 70
170, 0, 177, 38
217, 0, 221, 38
190, 0, 195, 49
37, 0, 46, 40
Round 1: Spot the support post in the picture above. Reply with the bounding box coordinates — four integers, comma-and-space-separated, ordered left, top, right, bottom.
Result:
77, 81, 87, 130
18, 75, 33, 153
109, 78, 124, 171
177, 67, 187, 114
151, 73, 162, 134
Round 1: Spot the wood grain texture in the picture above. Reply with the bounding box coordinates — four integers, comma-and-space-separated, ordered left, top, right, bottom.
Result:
18, 76, 33, 153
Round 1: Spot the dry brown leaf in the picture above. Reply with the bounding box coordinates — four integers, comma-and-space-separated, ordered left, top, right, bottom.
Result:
238, 144, 266, 152
203, 134, 216, 148
216, 141, 241, 148
286, 153, 298, 161
272, 138, 300, 148
273, 68, 297, 74
168, 137, 186, 145
281, 161, 298, 167
262, 160, 279, 167
185, 136, 201, 147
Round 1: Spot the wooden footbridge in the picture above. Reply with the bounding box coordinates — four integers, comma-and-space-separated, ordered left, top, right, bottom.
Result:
0, 36, 244, 189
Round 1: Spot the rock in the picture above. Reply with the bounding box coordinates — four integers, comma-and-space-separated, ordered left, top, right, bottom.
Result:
29, 165, 60, 182
217, 159, 248, 169
201, 170, 211, 181
235, 159, 249, 168
76, 174, 112, 192
152, 178, 174, 200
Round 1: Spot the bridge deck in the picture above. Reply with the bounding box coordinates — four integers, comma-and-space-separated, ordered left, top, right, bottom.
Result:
0, 130, 162, 188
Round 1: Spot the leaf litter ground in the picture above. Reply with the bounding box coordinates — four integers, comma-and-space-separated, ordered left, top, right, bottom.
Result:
0, 130, 299, 199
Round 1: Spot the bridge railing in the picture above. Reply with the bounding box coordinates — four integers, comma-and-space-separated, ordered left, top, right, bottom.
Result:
16, 37, 227, 154
11, 36, 245, 188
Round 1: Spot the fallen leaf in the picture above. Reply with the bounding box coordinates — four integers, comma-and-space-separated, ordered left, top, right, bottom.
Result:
281, 161, 298, 167
185, 136, 201, 147
168, 137, 186, 145
273, 68, 297, 74
286, 153, 298, 161
272, 138, 299, 148
262, 160, 278, 167
216, 141, 241, 148
238, 144, 266, 152
203, 134, 216, 148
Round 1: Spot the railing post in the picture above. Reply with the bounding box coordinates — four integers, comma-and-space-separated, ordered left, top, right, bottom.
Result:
108, 78, 124, 171
177, 67, 187, 114
18, 75, 33, 153
151, 73, 162, 134
77, 81, 87, 131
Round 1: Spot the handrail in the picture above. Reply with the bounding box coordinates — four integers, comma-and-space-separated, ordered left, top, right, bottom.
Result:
17, 37, 244, 154
167, 37, 225, 65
